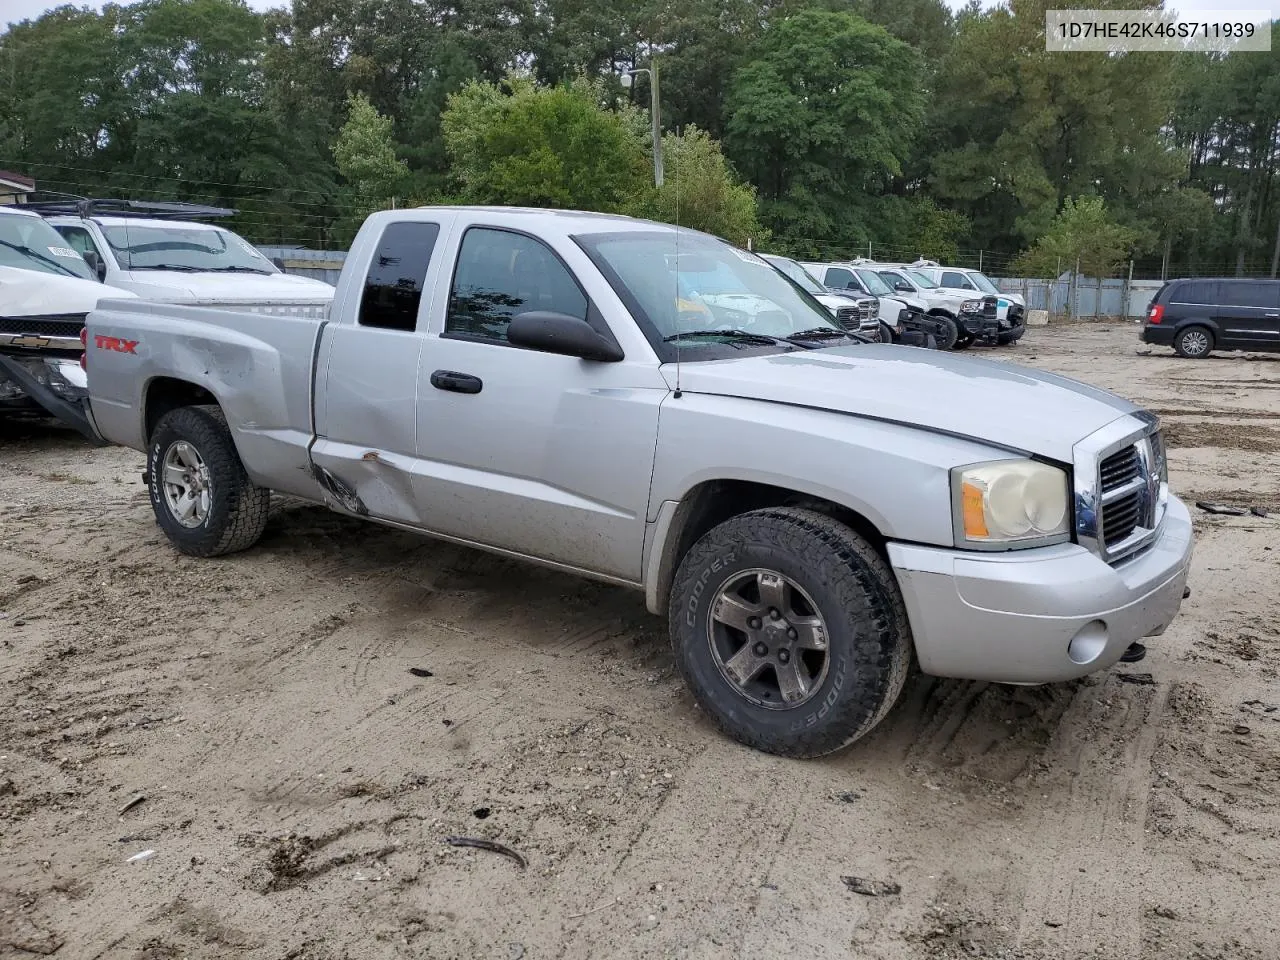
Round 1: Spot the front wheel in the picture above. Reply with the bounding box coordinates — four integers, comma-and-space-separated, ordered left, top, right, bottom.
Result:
148, 405, 270, 557
1174, 325, 1213, 359
931, 315, 959, 350
668, 507, 912, 758
953, 331, 975, 350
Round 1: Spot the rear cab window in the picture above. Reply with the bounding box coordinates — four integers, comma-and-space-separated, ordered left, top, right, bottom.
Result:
359, 221, 441, 331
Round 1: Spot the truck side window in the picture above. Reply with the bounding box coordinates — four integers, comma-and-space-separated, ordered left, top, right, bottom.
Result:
824, 267, 857, 290
941, 271, 972, 289
446, 227, 588, 343
359, 221, 441, 331
55, 225, 103, 260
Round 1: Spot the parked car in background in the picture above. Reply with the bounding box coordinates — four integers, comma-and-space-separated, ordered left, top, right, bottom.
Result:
28, 197, 335, 309
0, 204, 137, 436
908, 260, 1026, 345
759, 254, 881, 339
79, 205, 1193, 759
802, 261, 941, 347
1141, 278, 1280, 358
866, 263, 1000, 349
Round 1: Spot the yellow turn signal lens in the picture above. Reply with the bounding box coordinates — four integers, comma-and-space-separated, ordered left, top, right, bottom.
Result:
961, 481, 989, 539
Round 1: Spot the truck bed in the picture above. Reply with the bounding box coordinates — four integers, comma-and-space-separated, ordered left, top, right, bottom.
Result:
86, 298, 327, 499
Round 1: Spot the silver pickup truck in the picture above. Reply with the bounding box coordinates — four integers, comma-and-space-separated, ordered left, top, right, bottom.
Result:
81, 207, 1194, 758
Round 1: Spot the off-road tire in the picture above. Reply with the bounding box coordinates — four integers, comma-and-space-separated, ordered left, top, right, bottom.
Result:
931, 315, 959, 350
952, 331, 974, 350
1174, 325, 1213, 359
879, 322, 896, 344
668, 507, 912, 758
148, 404, 270, 557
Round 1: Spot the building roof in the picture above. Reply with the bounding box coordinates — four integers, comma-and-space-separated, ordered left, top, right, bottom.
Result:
0, 169, 35, 191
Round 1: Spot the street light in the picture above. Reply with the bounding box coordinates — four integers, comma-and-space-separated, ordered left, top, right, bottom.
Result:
621, 63, 663, 187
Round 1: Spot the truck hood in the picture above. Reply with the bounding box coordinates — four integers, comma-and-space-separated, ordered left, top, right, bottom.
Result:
666, 344, 1139, 463
113, 270, 335, 301
0, 265, 137, 315
883, 295, 927, 313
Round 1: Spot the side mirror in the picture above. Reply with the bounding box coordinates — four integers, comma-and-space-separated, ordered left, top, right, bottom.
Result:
895, 281, 913, 293
507, 311, 624, 362
83, 250, 106, 282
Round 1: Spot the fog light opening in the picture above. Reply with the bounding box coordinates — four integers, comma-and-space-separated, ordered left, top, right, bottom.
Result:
1067, 620, 1109, 665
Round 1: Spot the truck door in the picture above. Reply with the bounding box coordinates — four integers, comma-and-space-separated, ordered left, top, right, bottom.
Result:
310, 219, 446, 526
411, 225, 667, 583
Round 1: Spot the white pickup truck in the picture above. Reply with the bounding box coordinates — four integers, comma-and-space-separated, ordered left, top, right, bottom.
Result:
31, 198, 335, 307
0, 205, 138, 435
80, 206, 1194, 758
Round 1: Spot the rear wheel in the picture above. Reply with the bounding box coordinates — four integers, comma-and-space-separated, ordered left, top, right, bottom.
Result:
1174, 325, 1213, 359
668, 507, 912, 758
147, 405, 270, 557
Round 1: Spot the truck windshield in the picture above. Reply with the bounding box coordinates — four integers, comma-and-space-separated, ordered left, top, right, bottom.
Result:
970, 272, 1000, 294
577, 231, 843, 360
0, 213, 96, 281
101, 223, 276, 274
907, 269, 939, 289
765, 256, 828, 296
854, 269, 894, 297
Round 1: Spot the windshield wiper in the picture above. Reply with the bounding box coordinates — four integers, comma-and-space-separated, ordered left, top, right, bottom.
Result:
0, 239, 82, 278
199, 266, 274, 274
787, 327, 857, 342
130, 264, 206, 272
663, 328, 795, 347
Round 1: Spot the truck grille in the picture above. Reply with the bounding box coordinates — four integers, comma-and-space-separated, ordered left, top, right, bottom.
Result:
1097, 435, 1163, 561
980, 295, 998, 318
835, 306, 859, 330
0, 313, 87, 338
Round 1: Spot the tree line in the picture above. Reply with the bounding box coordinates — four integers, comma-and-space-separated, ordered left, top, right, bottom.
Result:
1, 0, 1278, 278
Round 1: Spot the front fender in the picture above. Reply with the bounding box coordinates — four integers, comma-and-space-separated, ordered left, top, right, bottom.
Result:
642, 392, 1014, 608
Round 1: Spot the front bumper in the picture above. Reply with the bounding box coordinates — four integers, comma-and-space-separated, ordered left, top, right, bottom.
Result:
887, 494, 1193, 683
957, 311, 1000, 342
0, 353, 102, 442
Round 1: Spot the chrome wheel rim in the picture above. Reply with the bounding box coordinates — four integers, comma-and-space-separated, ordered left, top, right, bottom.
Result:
1182, 330, 1209, 356
706, 568, 830, 710
162, 441, 212, 528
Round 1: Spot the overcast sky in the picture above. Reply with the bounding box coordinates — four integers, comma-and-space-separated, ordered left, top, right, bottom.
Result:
5, 0, 1277, 32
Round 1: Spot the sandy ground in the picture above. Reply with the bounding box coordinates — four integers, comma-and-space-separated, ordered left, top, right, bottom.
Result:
2, 323, 1278, 960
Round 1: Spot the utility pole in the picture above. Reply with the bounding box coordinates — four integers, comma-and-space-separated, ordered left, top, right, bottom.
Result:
650, 57, 663, 188
624, 55, 663, 188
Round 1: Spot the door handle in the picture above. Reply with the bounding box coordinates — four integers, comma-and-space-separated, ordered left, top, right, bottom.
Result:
430, 369, 483, 394
1266, 312, 1280, 318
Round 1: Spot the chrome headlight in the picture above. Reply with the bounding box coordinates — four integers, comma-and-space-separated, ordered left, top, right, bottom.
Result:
951, 460, 1070, 549
961, 299, 983, 313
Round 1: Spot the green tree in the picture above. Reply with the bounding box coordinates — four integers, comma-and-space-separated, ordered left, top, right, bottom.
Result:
441, 75, 648, 211
871, 196, 969, 263
723, 10, 925, 247
633, 125, 765, 246
928, 0, 1183, 256
1012, 196, 1138, 279
332, 92, 409, 240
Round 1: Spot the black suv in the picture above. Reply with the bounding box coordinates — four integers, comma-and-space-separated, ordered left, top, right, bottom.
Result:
1142, 278, 1280, 358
